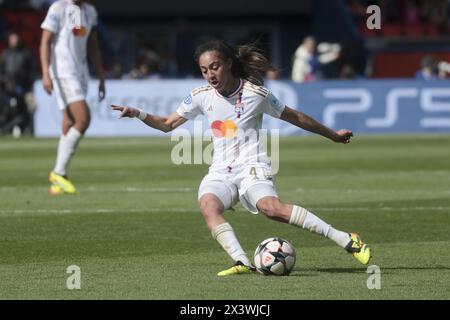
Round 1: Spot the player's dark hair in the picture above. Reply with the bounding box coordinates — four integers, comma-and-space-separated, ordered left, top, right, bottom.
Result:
194, 40, 277, 86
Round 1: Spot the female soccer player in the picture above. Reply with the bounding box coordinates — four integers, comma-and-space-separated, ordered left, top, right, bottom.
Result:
111, 40, 371, 276
40, 0, 105, 195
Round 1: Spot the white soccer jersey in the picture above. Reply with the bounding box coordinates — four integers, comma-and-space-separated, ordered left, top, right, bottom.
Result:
41, 0, 98, 80
176, 79, 285, 173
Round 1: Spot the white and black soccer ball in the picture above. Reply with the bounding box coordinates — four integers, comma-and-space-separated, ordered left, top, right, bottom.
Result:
254, 237, 296, 276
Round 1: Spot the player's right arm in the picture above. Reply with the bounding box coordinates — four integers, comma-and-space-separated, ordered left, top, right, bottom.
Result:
40, 29, 54, 95
110, 105, 188, 133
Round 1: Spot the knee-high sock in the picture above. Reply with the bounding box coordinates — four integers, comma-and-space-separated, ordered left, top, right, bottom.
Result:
53, 127, 82, 176
211, 222, 252, 267
289, 205, 350, 248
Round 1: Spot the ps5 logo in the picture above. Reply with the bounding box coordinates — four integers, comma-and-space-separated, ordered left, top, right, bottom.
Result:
323, 87, 450, 129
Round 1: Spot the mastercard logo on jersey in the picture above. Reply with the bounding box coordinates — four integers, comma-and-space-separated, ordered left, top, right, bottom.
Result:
72, 26, 87, 37
211, 120, 237, 138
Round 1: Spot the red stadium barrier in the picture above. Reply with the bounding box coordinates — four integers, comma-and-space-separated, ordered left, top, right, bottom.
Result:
372, 52, 450, 78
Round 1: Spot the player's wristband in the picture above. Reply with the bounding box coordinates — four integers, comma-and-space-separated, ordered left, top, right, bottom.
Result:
137, 109, 147, 121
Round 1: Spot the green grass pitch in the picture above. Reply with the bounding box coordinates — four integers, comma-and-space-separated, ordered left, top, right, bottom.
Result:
0, 135, 449, 299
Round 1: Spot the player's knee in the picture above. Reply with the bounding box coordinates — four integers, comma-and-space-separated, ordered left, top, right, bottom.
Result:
83, 115, 91, 131
257, 197, 283, 219
76, 114, 90, 133
63, 123, 73, 135
199, 195, 223, 218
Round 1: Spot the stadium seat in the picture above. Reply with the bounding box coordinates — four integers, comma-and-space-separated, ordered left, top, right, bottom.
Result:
358, 22, 380, 38
20, 31, 36, 49
4, 11, 20, 30
20, 11, 45, 31
381, 23, 403, 37
0, 16, 5, 40
404, 23, 425, 38
425, 24, 440, 37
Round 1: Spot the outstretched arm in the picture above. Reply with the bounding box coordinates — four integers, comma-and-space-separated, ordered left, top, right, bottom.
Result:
280, 106, 353, 143
111, 105, 188, 133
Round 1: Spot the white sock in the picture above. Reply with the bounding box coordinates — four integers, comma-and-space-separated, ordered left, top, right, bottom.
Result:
289, 205, 351, 248
211, 222, 252, 267
53, 127, 83, 176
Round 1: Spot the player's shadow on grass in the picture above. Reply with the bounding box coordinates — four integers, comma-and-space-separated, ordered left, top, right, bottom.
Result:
323, 198, 450, 211
302, 268, 366, 274
301, 266, 450, 274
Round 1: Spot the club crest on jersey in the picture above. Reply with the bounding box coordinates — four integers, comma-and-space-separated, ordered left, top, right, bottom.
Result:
68, 5, 85, 36
234, 92, 244, 118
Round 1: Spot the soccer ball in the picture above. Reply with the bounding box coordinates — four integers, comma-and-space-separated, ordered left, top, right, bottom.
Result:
253, 237, 296, 276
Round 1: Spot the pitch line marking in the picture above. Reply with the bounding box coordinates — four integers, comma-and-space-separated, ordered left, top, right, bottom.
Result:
0, 186, 194, 193
0, 206, 449, 216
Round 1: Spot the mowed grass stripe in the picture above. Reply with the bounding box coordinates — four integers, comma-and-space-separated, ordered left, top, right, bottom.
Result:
0, 135, 449, 299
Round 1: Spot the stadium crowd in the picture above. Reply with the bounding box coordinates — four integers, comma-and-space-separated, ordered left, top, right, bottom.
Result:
346, 0, 450, 37
1, 0, 450, 135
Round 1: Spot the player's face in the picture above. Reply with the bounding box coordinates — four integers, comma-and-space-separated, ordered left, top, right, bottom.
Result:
198, 51, 233, 91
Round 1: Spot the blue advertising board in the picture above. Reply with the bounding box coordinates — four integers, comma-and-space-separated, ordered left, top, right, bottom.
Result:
34, 79, 450, 137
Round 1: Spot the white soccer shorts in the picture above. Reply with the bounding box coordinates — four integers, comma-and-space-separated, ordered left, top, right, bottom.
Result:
198, 164, 278, 214
52, 77, 88, 110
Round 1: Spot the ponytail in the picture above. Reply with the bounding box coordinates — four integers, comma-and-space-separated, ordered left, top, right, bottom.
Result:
234, 44, 276, 86
194, 40, 277, 86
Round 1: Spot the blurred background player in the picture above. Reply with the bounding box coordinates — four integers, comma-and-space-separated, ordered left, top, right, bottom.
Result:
40, 0, 105, 195
415, 55, 438, 80
291, 36, 317, 83
111, 40, 371, 276
0, 31, 36, 136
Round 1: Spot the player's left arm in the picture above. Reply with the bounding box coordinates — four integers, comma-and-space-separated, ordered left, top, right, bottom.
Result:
88, 28, 106, 101
280, 106, 353, 143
